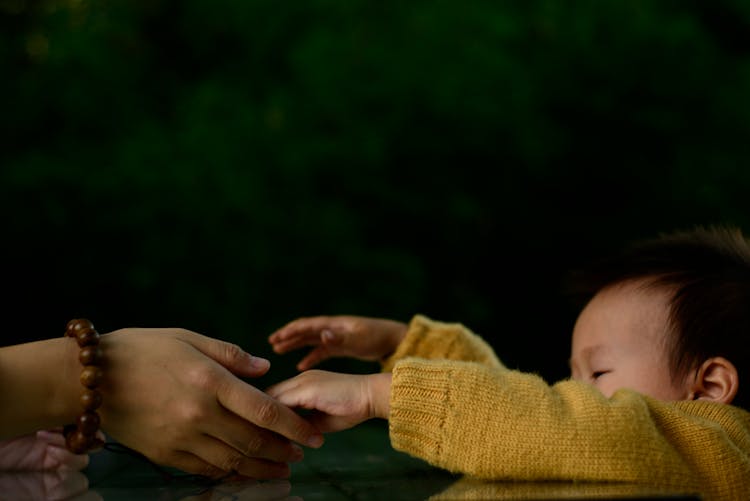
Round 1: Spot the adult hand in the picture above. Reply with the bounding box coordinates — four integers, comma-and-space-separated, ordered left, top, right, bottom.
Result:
266, 370, 392, 433
268, 316, 407, 371
0, 429, 93, 472
94, 328, 324, 479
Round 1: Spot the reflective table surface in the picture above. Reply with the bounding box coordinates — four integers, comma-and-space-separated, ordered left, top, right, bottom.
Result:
0, 422, 703, 500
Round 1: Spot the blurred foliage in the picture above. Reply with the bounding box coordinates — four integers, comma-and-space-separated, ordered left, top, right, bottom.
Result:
2, 0, 750, 382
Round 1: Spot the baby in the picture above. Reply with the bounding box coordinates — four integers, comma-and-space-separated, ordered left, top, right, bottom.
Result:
268, 226, 750, 500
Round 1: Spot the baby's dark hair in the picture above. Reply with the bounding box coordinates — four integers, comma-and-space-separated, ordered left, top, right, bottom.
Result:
567, 225, 750, 410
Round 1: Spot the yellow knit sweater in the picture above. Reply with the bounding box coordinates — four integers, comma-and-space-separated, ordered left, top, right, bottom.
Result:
382, 315, 750, 500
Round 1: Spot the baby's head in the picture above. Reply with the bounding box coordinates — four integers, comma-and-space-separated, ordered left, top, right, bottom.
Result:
568, 226, 750, 410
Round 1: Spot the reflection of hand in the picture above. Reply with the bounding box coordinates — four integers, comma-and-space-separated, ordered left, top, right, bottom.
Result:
180, 478, 301, 501
267, 370, 392, 433
269, 316, 407, 371
0, 429, 94, 472
0, 469, 101, 501
98, 328, 324, 479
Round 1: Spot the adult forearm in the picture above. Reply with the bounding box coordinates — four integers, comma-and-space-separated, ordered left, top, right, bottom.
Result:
0, 337, 80, 439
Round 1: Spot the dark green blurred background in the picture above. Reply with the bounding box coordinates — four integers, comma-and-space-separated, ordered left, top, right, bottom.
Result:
2, 0, 750, 385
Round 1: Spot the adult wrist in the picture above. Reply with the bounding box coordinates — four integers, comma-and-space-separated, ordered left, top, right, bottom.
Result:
54, 336, 86, 425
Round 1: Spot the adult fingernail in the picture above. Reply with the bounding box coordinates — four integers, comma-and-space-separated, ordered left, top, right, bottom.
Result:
250, 356, 270, 370
307, 434, 324, 448
322, 330, 335, 342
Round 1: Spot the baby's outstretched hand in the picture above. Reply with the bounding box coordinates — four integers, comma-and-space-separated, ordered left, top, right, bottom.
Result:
0, 429, 99, 472
268, 316, 407, 371
267, 371, 392, 433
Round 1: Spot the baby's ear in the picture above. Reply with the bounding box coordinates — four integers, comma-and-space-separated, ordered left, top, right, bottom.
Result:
688, 357, 739, 405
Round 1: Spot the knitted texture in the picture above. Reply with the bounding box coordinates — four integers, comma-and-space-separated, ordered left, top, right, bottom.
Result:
381, 315, 503, 372
429, 477, 700, 500
385, 315, 750, 500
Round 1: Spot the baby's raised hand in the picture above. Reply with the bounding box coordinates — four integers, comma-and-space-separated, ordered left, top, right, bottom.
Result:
266, 371, 392, 433
0, 429, 98, 472
268, 316, 407, 371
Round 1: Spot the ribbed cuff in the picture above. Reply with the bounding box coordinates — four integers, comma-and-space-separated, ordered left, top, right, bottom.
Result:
388, 358, 453, 463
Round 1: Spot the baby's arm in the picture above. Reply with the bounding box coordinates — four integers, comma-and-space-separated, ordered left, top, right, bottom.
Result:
266, 370, 392, 433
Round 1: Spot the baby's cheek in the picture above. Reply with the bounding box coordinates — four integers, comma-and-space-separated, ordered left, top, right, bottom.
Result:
594, 380, 618, 399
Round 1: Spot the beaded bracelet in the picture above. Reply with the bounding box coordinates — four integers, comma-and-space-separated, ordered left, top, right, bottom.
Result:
63, 318, 105, 454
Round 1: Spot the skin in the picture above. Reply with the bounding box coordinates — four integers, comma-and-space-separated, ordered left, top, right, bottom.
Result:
569, 280, 693, 399
0, 328, 324, 479
267, 316, 405, 429
268, 315, 408, 371
0, 469, 98, 501
0, 429, 93, 472
267, 284, 711, 431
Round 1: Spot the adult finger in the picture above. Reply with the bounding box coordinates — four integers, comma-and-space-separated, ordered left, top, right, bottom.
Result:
188, 435, 291, 479
182, 332, 271, 379
206, 409, 305, 464
166, 451, 228, 479
216, 379, 324, 449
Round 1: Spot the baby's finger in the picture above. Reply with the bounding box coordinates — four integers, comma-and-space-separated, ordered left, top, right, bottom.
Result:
268, 318, 315, 342
269, 332, 322, 355
269, 317, 337, 344
306, 411, 353, 433
297, 347, 332, 371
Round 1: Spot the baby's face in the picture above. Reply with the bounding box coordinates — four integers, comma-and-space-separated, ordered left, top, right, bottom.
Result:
570, 280, 692, 400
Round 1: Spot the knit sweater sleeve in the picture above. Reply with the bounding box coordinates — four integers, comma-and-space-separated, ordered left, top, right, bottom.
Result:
388, 357, 750, 498
381, 314, 503, 372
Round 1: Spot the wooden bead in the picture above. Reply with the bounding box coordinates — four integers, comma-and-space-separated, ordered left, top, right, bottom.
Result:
80, 366, 103, 388
66, 429, 94, 454
76, 328, 100, 347
80, 389, 103, 410
79, 346, 104, 366
76, 411, 100, 434
66, 318, 94, 338
65, 318, 105, 454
